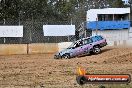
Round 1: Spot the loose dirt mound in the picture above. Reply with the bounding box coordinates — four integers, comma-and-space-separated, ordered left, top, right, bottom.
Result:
105, 52, 132, 64
74, 47, 132, 64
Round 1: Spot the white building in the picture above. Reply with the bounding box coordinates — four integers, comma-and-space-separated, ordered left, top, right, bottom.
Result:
86, 8, 132, 46
122, 0, 129, 5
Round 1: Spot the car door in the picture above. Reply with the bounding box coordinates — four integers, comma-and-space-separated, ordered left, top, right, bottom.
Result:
71, 41, 84, 57
81, 38, 93, 54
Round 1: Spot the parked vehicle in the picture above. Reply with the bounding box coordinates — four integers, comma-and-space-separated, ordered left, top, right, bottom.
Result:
54, 35, 107, 59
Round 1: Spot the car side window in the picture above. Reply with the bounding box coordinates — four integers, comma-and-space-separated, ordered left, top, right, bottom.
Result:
97, 36, 103, 40
83, 38, 92, 45
91, 37, 96, 42
91, 36, 103, 42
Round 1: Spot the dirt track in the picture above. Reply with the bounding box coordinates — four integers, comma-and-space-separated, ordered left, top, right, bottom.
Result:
0, 46, 132, 88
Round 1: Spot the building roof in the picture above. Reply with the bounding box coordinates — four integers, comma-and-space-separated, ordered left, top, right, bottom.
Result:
87, 8, 130, 21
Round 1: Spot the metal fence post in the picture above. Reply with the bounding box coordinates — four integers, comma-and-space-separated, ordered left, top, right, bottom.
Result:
3, 19, 5, 44
96, 18, 98, 35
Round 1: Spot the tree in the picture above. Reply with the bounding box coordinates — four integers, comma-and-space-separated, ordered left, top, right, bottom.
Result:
111, 0, 125, 8
0, 0, 126, 25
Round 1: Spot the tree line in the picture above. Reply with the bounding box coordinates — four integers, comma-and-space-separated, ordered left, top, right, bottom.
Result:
0, 0, 130, 24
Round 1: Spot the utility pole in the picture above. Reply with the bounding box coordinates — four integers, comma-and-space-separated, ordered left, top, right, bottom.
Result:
129, 0, 132, 21
3, 18, 5, 44
30, 13, 33, 43
3, 0, 6, 44
95, 0, 98, 35
128, 0, 132, 39
128, 0, 132, 26
96, 18, 98, 35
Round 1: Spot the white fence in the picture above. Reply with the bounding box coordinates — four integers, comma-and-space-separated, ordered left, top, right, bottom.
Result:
43, 25, 75, 36
0, 26, 23, 37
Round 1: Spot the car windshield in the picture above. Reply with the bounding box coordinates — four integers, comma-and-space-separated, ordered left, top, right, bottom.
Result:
67, 42, 76, 48
67, 40, 82, 49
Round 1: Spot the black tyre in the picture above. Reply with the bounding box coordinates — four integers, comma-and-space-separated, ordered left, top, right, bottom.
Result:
93, 46, 101, 54
63, 54, 70, 59
54, 55, 59, 59
54, 55, 57, 59
76, 76, 87, 85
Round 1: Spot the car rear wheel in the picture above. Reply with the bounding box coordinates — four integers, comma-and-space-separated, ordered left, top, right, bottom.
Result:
93, 46, 101, 54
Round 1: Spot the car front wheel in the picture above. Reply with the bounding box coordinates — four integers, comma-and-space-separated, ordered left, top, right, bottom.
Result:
63, 54, 70, 59
54, 55, 59, 59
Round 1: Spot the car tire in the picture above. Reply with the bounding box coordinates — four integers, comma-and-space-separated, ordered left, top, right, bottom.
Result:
54, 55, 59, 59
93, 46, 101, 54
63, 54, 70, 59
76, 76, 87, 85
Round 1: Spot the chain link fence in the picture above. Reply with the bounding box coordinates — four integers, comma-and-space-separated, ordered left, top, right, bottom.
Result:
0, 19, 80, 44
0, 19, 131, 44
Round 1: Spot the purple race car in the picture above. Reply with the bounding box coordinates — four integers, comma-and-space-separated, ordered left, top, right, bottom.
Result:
54, 35, 107, 59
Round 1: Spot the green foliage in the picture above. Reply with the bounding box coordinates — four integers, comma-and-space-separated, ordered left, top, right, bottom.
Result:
111, 0, 125, 8
0, 0, 128, 24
